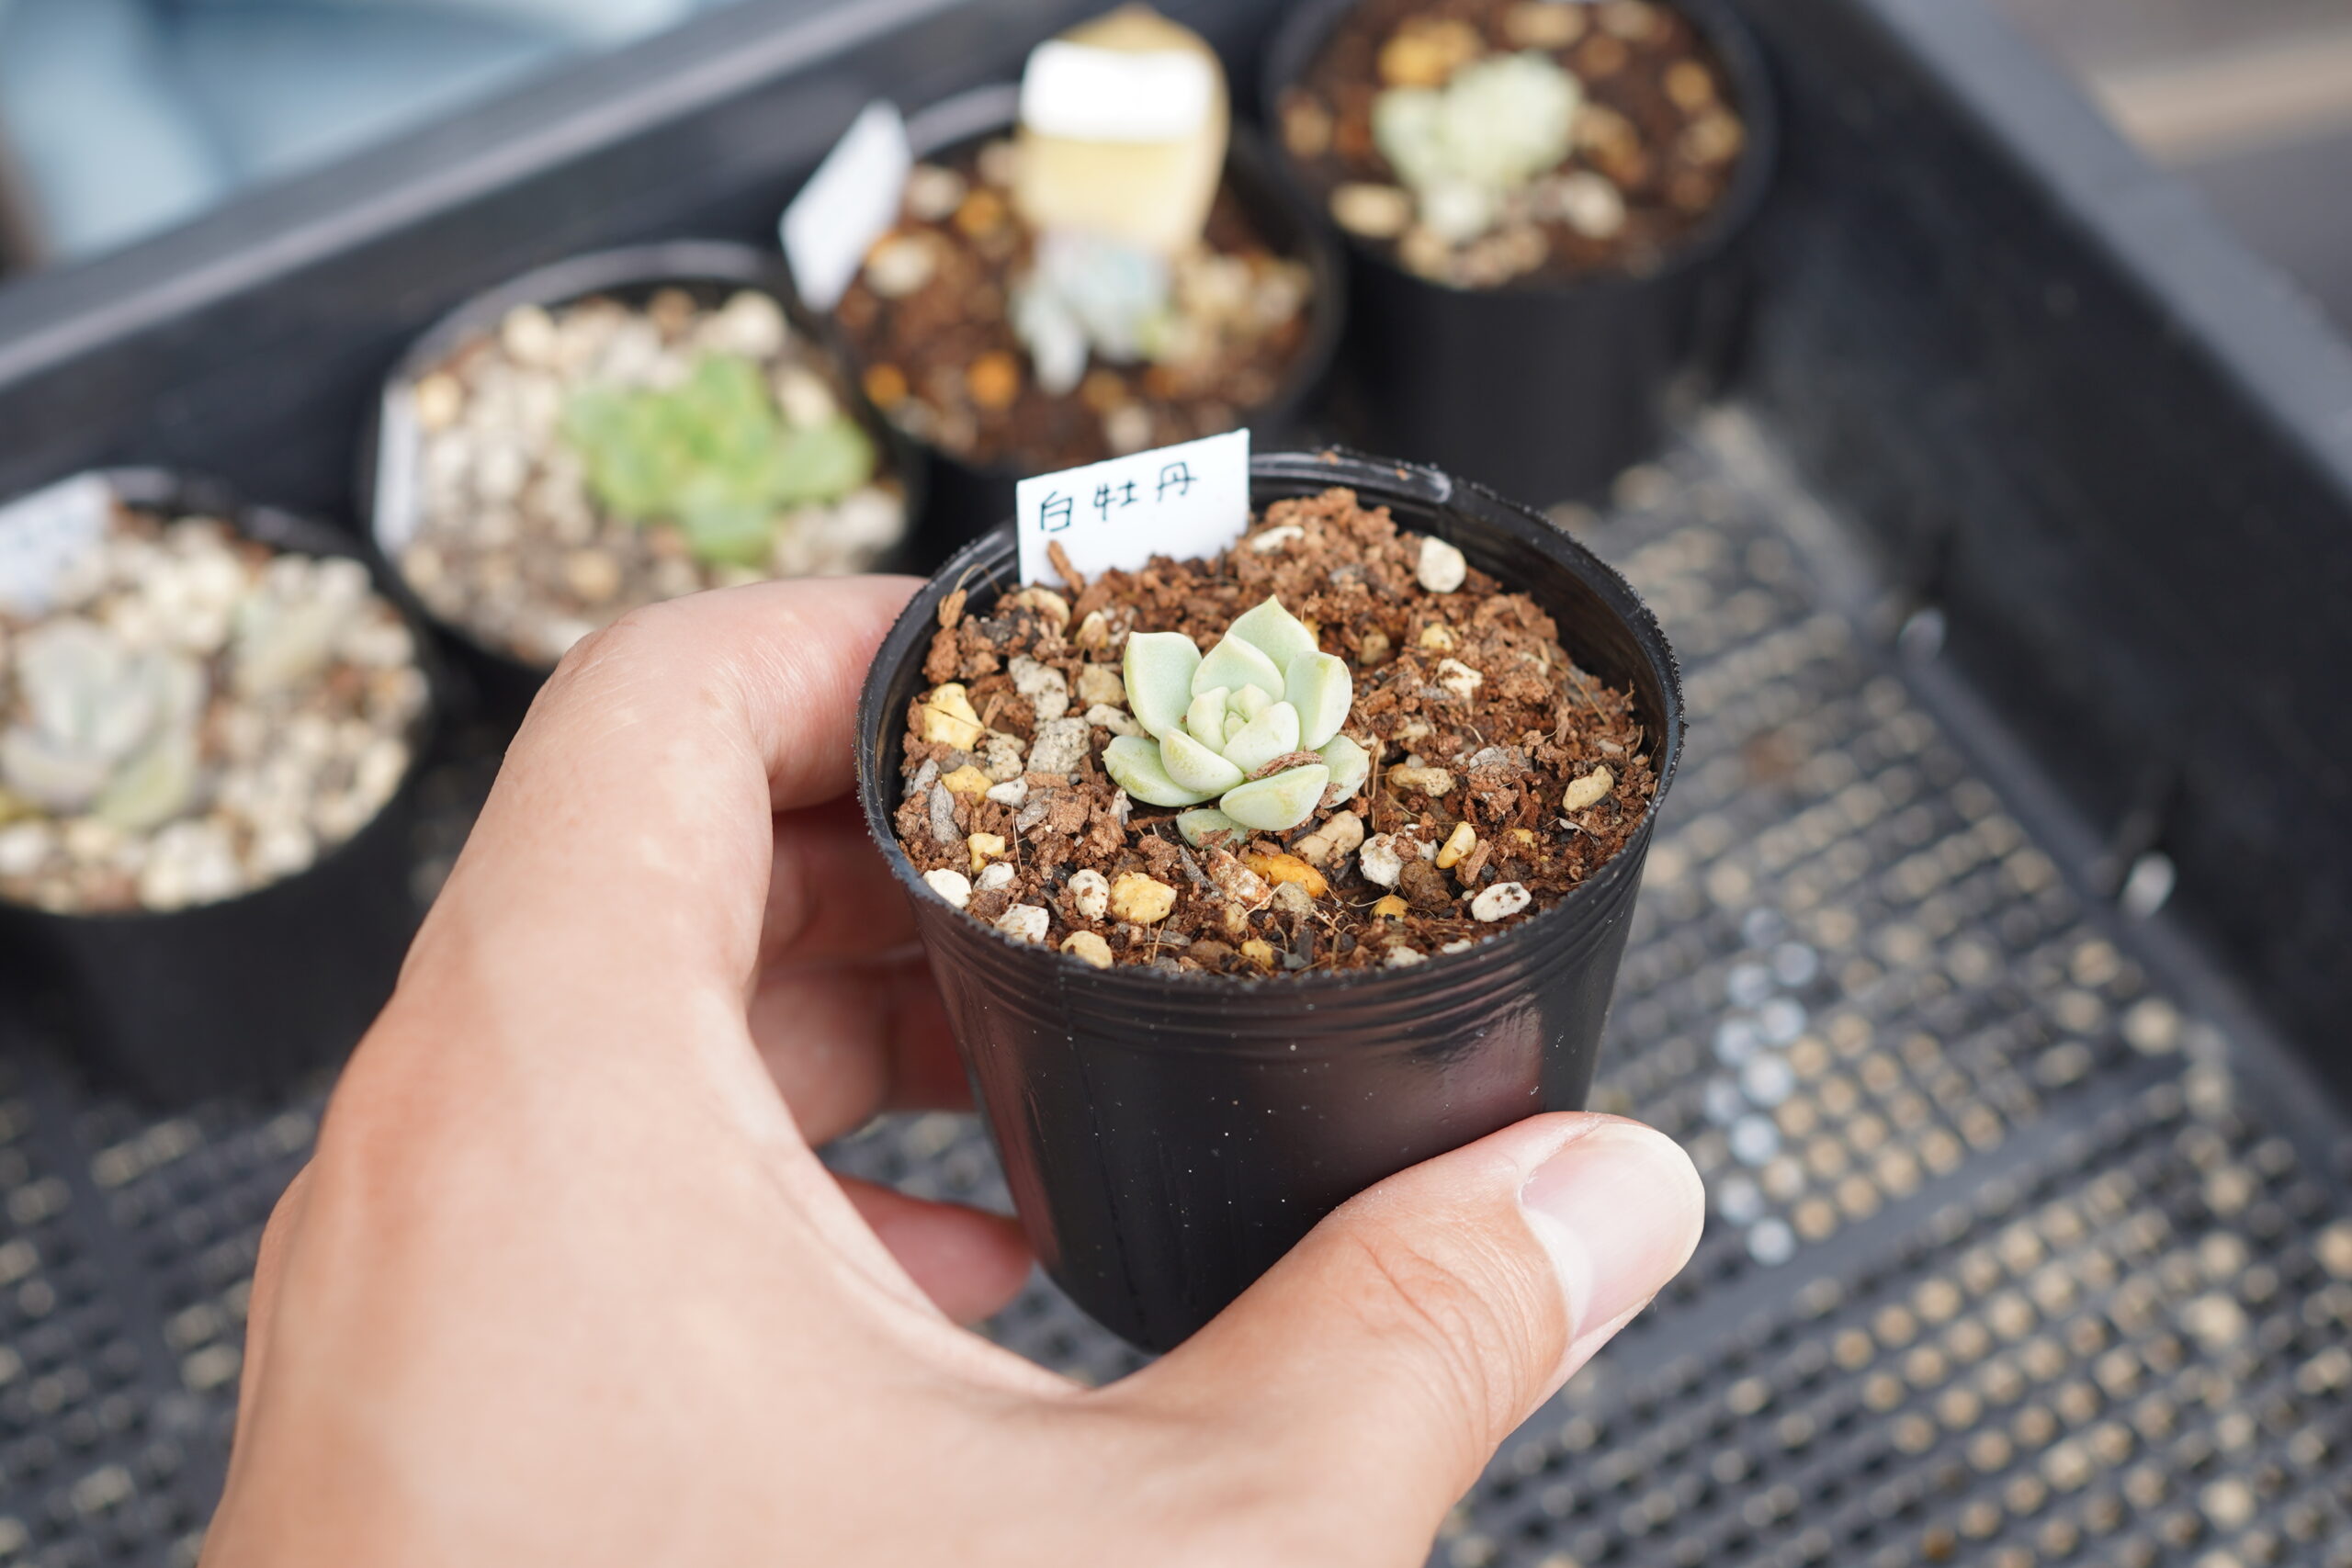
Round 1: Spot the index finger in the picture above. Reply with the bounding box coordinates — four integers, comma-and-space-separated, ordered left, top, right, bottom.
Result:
404, 576, 919, 1020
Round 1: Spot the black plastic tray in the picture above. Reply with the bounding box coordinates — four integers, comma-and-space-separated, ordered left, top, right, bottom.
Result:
0, 1, 2347, 1563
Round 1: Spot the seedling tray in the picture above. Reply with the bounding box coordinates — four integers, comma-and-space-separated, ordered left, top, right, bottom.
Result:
1, 0, 2347, 1563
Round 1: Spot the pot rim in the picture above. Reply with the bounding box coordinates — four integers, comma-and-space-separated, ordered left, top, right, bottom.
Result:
807, 83, 1351, 490
854, 446, 1684, 996
361, 237, 924, 678
1260, 0, 1781, 300
0, 465, 446, 930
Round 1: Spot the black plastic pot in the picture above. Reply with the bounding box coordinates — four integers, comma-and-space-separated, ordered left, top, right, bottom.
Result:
854, 448, 1683, 1349
824, 85, 1348, 547
1262, 0, 1778, 505
0, 469, 441, 1103
364, 239, 926, 727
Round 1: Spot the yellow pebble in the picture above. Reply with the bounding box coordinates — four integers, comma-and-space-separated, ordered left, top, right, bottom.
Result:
967, 832, 1007, 873
1244, 851, 1329, 898
1435, 821, 1476, 869
1109, 872, 1178, 924
920, 683, 985, 748
1240, 938, 1277, 966
967, 351, 1023, 412
1562, 766, 1616, 814
1060, 931, 1114, 970
1418, 623, 1456, 651
940, 765, 993, 797
1373, 895, 1409, 919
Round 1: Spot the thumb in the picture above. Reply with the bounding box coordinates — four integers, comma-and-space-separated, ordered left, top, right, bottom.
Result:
1132, 1114, 1703, 1557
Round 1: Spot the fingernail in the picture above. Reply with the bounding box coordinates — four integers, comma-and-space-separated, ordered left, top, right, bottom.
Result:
1520, 1124, 1704, 1337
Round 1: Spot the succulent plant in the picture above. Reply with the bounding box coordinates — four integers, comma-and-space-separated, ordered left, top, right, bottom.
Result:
562, 353, 876, 566
1010, 231, 1181, 396
1, 618, 203, 830
1373, 51, 1583, 243
1102, 596, 1368, 831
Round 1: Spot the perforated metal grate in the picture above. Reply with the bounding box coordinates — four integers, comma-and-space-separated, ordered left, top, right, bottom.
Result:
2, 417, 2345, 1565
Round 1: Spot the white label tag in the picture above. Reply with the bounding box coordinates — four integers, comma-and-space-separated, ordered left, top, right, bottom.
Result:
372, 385, 423, 555
780, 99, 912, 313
0, 473, 112, 615
1019, 41, 1216, 143
1017, 429, 1250, 586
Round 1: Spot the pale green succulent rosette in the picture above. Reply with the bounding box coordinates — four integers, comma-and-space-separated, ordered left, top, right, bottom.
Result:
1106, 597, 1363, 831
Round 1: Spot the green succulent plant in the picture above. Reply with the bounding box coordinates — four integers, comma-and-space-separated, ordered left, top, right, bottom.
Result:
1, 619, 203, 830
561, 354, 876, 567
1102, 597, 1369, 832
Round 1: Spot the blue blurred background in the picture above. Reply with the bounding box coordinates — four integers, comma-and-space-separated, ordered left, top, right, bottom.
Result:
0, 0, 744, 261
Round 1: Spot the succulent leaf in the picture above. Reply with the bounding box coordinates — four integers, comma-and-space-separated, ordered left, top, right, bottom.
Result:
1317, 734, 1370, 803
1123, 631, 1201, 738
561, 351, 876, 566
1193, 635, 1283, 703
1221, 700, 1302, 777
1176, 807, 1241, 848
1102, 732, 1216, 807
1185, 686, 1230, 748
94, 728, 198, 831
1220, 764, 1330, 831
1159, 729, 1249, 795
1285, 651, 1353, 750
1227, 596, 1319, 674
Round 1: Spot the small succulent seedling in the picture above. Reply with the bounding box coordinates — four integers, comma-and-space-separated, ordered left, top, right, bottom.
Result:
0, 618, 203, 830
1373, 51, 1582, 243
562, 353, 876, 567
1103, 597, 1368, 831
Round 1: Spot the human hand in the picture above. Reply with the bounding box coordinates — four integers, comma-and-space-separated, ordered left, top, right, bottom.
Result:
202, 579, 1706, 1567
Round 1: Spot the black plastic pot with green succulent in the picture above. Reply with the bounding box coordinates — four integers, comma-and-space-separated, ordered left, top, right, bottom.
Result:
854, 449, 1684, 1350
1262, 0, 1777, 504
0, 469, 442, 1103
366, 241, 922, 724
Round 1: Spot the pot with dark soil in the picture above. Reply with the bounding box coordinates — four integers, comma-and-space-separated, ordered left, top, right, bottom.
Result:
369, 241, 918, 719
1265, 0, 1774, 503
0, 470, 438, 1101
854, 448, 1681, 1348
820, 11, 1343, 542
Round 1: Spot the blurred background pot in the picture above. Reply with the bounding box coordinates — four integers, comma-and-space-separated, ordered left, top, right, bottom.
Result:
365, 239, 924, 726
820, 85, 1347, 548
854, 448, 1682, 1349
1262, 0, 1777, 506
0, 468, 440, 1103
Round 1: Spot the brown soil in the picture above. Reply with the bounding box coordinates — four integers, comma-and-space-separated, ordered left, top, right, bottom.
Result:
833, 142, 1319, 474
890, 487, 1655, 975
1281, 0, 1747, 285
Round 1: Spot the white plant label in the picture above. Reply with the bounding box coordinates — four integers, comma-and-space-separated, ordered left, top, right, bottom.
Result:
1017, 428, 1250, 586
0, 472, 111, 615
372, 385, 423, 554
780, 99, 911, 312
1020, 41, 1216, 142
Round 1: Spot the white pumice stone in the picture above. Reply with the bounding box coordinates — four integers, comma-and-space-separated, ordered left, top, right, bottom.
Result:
975, 863, 1017, 892
994, 904, 1051, 944
1360, 834, 1407, 888
1008, 656, 1069, 722
1434, 658, 1484, 699
1385, 947, 1429, 968
1025, 716, 1091, 777
1066, 867, 1111, 921
1417, 536, 1468, 593
1084, 703, 1142, 737
1440, 938, 1476, 954
1075, 663, 1125, 706
985, 778, 1030, 807
1471, 882, 1532, 921
922, 869, 972, 908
